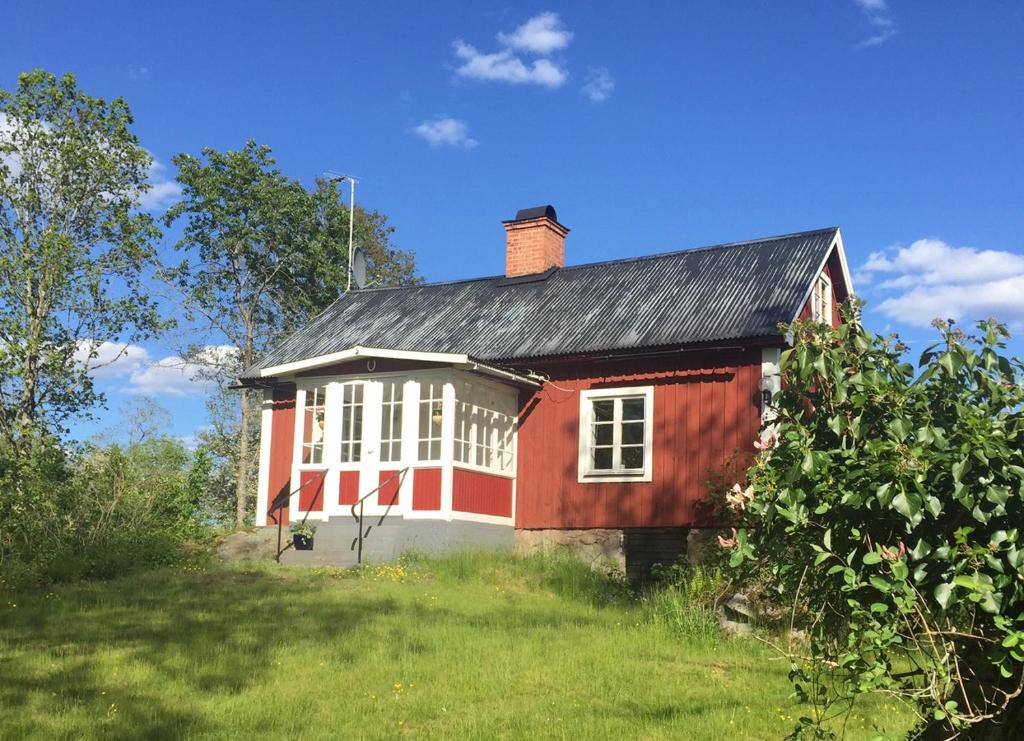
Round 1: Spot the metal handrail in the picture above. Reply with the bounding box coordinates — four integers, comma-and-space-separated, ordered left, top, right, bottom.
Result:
349, 467, 410, 565
269, 470, 327, 562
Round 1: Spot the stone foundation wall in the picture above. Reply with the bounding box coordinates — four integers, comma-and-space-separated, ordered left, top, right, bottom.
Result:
514, 528, 626, 571
515, 527, 720, 584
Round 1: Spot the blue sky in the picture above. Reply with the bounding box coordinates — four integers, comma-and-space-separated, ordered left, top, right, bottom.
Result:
2, 1, 1022, 441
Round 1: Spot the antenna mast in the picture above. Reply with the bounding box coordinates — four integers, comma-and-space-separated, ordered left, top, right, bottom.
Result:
323, 172, 359, 292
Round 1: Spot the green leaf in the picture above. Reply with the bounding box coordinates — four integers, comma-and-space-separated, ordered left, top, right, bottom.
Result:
863, 551, 882, 565
934, 583, 954, 610
893, 491, 920, 520
823, 528, 832, 551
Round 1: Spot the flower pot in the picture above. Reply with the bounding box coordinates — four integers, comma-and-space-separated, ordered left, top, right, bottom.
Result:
293, 534, 314, 551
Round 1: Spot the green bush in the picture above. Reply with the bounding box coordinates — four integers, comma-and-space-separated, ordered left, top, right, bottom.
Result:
730, 307, 1024, 738
0, 435, 212, 589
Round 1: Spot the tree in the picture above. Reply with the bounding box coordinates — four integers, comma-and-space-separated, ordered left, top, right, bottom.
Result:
0, 70, 166, 455
728, 306, 1024, 738
163, 141, 416, 525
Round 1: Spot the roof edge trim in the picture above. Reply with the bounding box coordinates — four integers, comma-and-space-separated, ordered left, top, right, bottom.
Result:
254, 345, 540, 387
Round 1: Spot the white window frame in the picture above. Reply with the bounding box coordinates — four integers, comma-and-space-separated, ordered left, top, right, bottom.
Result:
812, 272, 832, 324
578, 386, 654, 483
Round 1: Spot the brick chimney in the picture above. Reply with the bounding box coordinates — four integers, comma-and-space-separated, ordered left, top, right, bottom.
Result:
502, 205, 569, 278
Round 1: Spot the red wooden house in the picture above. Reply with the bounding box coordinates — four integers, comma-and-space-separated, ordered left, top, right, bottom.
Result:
240, 206, 852, 572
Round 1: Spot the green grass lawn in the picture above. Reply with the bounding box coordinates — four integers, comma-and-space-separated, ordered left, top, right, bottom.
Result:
0, 552, 913, 740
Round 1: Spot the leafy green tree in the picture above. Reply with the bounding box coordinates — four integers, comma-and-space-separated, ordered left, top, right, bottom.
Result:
163, 141, 416, 525
729, 306, 1024, 738
0, 70, 166, 455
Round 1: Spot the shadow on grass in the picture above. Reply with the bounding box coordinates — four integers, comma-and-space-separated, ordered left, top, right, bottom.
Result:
0, 568, 391, 738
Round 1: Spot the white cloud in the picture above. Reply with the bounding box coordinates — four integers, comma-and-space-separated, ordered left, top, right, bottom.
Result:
138, 157, 181, 211
859, 239, 1024, 328
854, 0, 896, 47
453, 41, 567, 88
581, 67, 615, 103
128, 65, 150, 81
451, 12, 572, 89
76, 341, 236, 396
414, 117, 479, 149
497, 11, 573, 54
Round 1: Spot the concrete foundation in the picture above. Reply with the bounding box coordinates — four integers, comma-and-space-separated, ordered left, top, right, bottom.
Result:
277, 516, 513, 567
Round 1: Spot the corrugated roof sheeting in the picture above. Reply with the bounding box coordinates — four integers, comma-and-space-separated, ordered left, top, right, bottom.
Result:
243, 228, 837, 377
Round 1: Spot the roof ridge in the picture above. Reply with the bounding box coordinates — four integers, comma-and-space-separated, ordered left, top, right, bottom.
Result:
347, 226, 838, 294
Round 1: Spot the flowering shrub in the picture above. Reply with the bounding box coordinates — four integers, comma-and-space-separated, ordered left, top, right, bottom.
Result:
731, 304, 1024, 738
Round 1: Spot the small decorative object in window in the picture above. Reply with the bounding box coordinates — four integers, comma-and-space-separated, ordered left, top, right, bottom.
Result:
290, 522, 317, 551
431, 403, 444, 428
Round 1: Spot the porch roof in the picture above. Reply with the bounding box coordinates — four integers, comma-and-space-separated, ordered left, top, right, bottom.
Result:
245, 346, 542, 387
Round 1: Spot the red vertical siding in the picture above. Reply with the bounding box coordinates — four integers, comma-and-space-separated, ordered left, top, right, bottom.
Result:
339, 471, 360, 506
265, 385, 296, 526
412, 468, 442, 510
299, 470, 326, 512
515, 349, 765, 529
378, 469, 401, 506
452, 468, 513, 518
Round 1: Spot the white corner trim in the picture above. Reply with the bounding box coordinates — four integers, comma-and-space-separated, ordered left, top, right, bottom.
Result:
255, 389, 273, 523
577, 385, 654, 484
790, 228, 855, 331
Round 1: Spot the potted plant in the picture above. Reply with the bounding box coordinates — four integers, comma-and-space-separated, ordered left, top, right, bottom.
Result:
290, 522, 317, 551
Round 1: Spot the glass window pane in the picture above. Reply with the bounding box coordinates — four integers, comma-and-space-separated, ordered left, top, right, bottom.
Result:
621, 446, 644, 469
622, 398, 645, 421
622, 421, 644, 445
593, 400, 614, 422
593, 448, 613, 470
594, 423, 613, 445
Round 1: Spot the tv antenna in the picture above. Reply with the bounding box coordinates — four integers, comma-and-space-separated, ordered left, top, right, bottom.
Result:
323, 171, 360, 292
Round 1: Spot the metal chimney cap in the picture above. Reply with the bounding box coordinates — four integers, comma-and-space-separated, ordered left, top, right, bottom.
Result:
513, 205, 557, 222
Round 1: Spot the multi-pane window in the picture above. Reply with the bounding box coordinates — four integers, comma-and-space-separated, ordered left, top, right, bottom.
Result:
454, 385, 515, 475
380, 381, 404, 463
812, 274, 832, 324
301, 385, 327, 464
418, 381, 443, 461
338, 382, 363, 463
578, 387, 653, 481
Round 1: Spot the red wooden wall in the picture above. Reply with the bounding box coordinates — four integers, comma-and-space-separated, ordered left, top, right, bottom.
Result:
265, 385, 296, 526
378, 469, 401, 506
338, 471, 360, 506
412, 468, 442, 510
299, 470, 325, 511
514, 348, 765, 529
452, 468, 513, 518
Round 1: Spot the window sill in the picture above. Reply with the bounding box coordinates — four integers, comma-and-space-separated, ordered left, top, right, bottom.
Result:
578, 469, 652, 484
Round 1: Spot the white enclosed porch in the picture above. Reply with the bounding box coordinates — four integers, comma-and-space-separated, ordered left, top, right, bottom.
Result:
254, 348, 538, 562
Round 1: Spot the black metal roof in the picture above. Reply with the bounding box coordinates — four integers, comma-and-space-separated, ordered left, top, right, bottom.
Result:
243, 227, 839, 378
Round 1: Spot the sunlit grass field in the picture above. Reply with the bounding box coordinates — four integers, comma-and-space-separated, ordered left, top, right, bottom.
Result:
0, 552, 913, 739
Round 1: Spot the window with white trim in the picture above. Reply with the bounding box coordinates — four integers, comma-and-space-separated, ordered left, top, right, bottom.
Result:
379, 381, 404, 463
453, 385, 515, 475
337, 382, 363, 463
811, 273, 832, 324
418, 381, 443, 462
301, 385, 327, 464
578, 387, 654, 482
